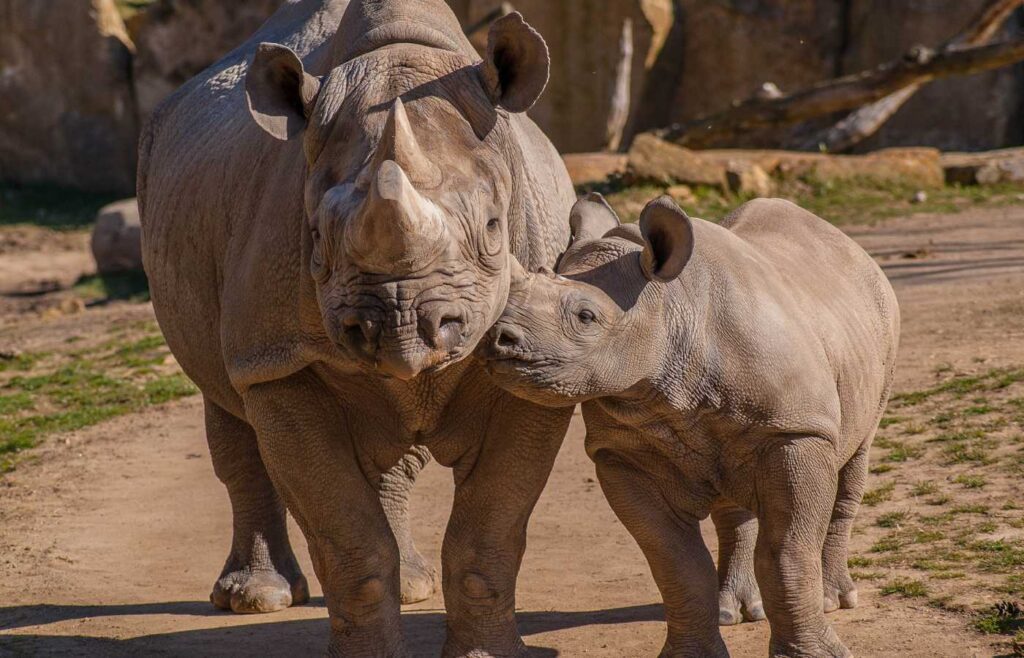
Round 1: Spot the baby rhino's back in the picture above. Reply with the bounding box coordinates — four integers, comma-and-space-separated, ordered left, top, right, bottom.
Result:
721, 199, 900, 457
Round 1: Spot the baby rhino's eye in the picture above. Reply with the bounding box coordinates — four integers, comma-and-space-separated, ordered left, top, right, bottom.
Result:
578, 309, 596, 324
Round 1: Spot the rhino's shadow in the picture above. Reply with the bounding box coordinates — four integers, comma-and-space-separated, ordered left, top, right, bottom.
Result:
0, 600, 663, 657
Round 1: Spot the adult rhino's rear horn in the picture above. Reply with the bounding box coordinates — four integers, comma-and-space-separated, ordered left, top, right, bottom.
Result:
345, 101, 448, 273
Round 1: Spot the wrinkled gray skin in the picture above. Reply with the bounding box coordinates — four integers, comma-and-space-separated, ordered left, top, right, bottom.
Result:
139, 0, 576, 654
485, 195, 900, 657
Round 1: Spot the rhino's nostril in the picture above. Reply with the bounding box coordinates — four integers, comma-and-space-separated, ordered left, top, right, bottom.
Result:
341, 312, 380, 354
420, 307, 465, 350
495, 325, 524, 350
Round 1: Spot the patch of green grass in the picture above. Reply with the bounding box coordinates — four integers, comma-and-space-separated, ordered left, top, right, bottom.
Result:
0, 335, 198, 473
974, 602, 1023, 635
943, 442, 995, 466
862, 481, 895, 506
848, 556, 873, 568
953, 474, 988, 489
73, 272, 150, 303
0, 392, 33, 415
928, 494, 951, 506
0, 183, 119, 230
952, 504, 990, 515
884, 441, 925, 462
591, 175, 1024, 228
877, 511, 908, 528
881, 579, 928, 598
879, 415, 908, 429
869, 463, 894, 474
871, 533, 904, 553
912, 480, 939, 496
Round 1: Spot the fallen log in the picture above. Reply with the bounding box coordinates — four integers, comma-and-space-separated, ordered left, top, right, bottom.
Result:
804, 0, 1024, 153
654, 38, 1024, 150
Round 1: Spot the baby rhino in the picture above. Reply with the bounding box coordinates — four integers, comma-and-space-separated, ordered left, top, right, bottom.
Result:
484, 195, 899, 657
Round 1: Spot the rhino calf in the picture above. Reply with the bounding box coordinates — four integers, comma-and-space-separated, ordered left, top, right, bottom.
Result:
484, 195, 900, 657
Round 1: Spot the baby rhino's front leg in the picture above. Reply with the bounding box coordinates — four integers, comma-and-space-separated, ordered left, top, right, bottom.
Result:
594, 451, 727, 658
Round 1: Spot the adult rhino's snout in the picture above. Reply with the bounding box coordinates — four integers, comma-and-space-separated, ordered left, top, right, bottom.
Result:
336, 303, 469, 380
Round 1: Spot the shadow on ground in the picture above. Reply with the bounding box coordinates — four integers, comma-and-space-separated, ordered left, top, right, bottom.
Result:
0, 601, 663, 657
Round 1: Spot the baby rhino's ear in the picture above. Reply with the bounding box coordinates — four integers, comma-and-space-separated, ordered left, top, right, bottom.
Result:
639, 196, 694, 283
570, 193, 620, 242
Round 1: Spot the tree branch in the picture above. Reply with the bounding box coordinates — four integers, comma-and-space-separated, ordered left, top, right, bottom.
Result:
803, 0, 1024, 152
654, 38, 1024, 149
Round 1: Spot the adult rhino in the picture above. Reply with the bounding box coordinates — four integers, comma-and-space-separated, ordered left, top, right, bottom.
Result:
138, 0, 575, 654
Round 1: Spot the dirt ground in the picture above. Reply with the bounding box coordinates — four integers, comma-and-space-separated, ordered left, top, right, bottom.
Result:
2, 205, 1024, 656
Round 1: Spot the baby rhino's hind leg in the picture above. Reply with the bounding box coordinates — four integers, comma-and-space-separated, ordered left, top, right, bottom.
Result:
712, 501, 765, 625
755, 437, 850, 658
205, 398, 308, 614
822, 440, 870, 612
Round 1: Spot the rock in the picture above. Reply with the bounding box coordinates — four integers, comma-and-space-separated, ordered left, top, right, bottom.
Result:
452, 0, 675, 152
563, 153, 629, 186
91, 199, 142, 274
0, 0, 137, 194
700, 147, 944, 189
725, 162, 774, 197
843, 0, 1024, 152
128, 0, 283, 123
941, 148, 1024, 186
627, 135, 727, 188
666, 184, 697, 206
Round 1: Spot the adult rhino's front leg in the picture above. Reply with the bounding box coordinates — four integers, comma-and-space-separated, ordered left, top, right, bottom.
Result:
379, 445, 439, 604
246, 370, 407, 657
440, 395, 574, 658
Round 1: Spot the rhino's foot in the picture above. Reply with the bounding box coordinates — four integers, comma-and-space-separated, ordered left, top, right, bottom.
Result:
823, 583, 858, 613
718, 584, 765, 626
399, 553, 438, 604
211, 570, 309, 614
770, 628, 851, 658
440, 639, 527, 658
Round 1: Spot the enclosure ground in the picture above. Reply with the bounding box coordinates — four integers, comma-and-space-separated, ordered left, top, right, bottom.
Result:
2, 204, 1024, 656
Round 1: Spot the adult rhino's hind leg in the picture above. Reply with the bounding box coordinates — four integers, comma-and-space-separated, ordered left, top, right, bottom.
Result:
380, 445, 438, 604
204, 398, 308, 613
822, 440, 870, 613
711, 500, 765, 625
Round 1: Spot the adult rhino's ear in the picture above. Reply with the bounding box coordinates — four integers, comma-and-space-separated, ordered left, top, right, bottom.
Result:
246, 43, 322, 141
570, 193, 620, 242
479, 12, 550, 113
638, 196, 695, 283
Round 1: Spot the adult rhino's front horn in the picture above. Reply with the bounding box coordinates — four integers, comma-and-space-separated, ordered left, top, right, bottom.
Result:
344, 98, 448, 274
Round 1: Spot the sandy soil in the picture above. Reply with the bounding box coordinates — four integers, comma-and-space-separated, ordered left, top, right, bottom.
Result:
2, 205, 1024, 657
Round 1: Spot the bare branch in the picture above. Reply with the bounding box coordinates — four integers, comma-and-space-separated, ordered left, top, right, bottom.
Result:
804, 0, 1024, 152
655, 39, 1024, 149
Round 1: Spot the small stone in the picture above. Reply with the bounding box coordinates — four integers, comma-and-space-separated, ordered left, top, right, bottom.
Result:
911, 191, 928, 204
726, 162, 774, 197
667, 184, 697, 205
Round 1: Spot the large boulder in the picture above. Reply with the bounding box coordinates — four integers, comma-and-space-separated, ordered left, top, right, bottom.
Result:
91, 199, 142, 274
942, 147, 1024, 185
451, 0, 674, 153
0, 0, 137, 194
626, 136, 944, 189
129, 0, 284, 123
843, 0, 1024, 152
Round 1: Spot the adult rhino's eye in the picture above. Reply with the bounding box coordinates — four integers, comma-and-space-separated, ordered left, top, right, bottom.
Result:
311, 228, 321, 242
487, 218, 500, 232
578, 309, 597, 324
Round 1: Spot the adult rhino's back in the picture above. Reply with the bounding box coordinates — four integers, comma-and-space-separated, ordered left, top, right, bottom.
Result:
139, 0, 350, 413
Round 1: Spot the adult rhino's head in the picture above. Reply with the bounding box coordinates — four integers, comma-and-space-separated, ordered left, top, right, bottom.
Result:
244, 12, 551, 380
